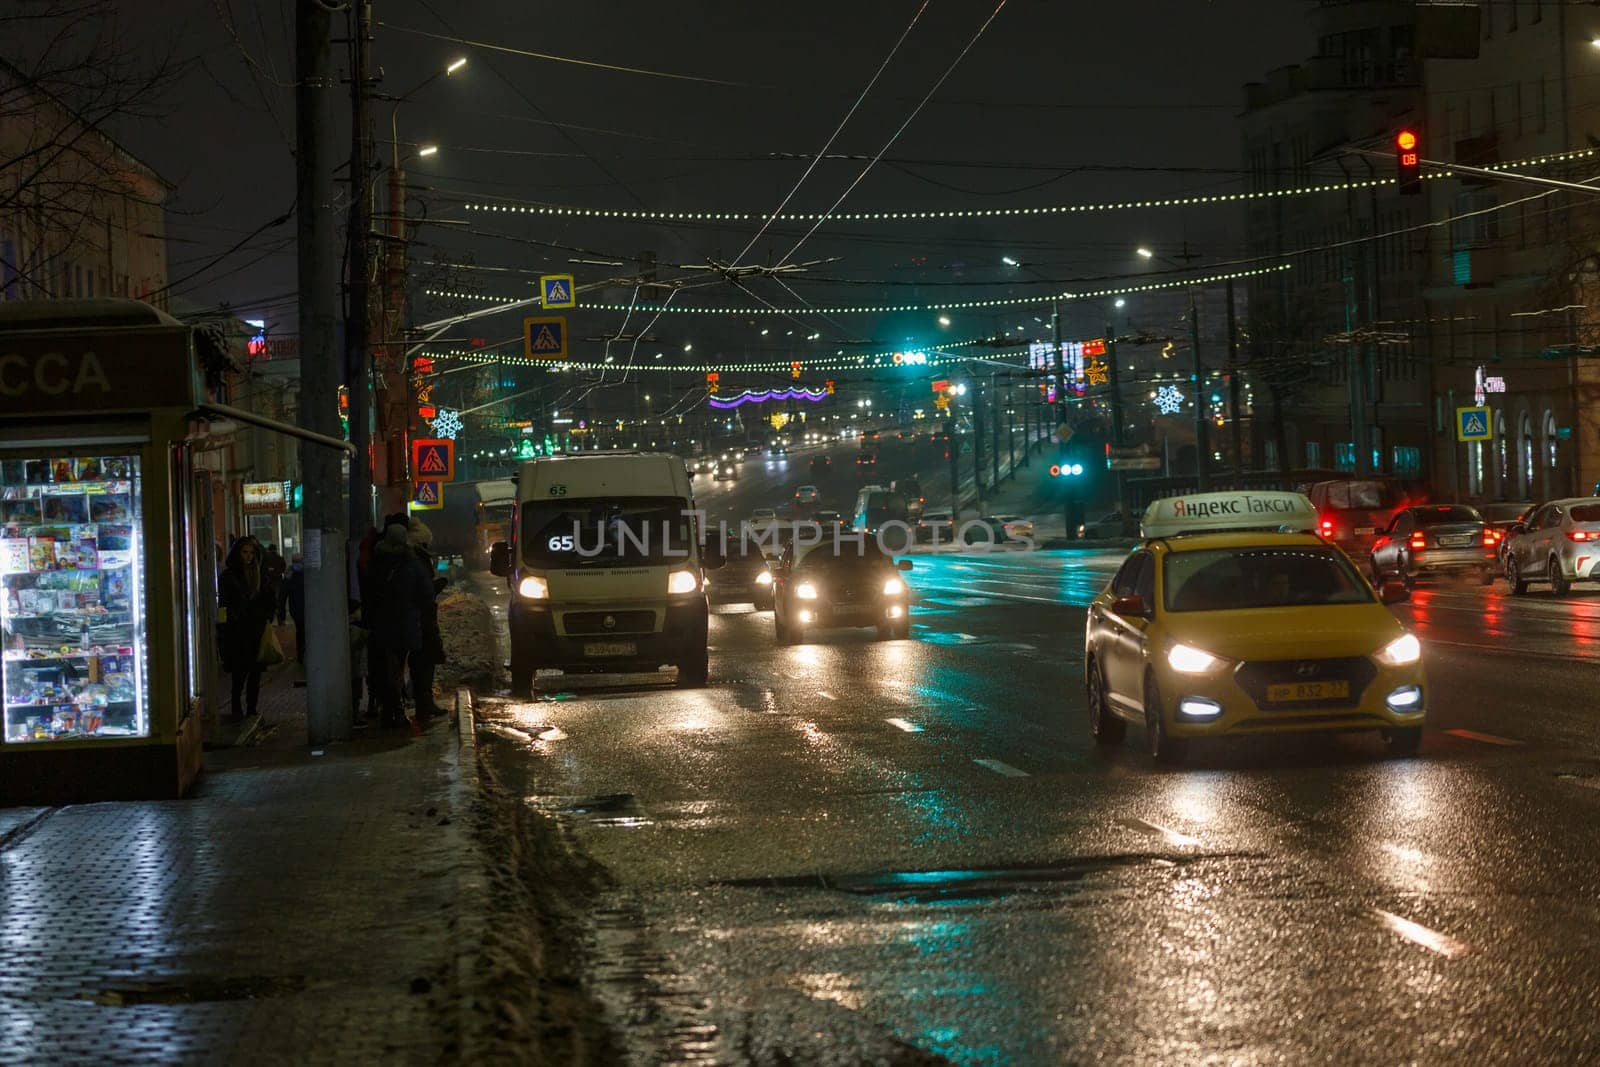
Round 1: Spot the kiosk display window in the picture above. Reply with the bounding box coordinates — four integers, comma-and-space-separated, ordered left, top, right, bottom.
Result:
0, 453, 148, 743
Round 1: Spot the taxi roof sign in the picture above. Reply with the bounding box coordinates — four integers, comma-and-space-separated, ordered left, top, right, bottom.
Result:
1141, 491, 1317, 539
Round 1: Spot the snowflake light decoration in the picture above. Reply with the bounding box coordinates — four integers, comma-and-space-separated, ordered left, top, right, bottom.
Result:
1153, 385, 1185, 416
430, 407, 463, 439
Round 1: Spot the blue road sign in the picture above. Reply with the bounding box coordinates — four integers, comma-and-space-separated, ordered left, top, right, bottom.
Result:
1456, 407, 1491, 442
524, 316, 568, 359
411, 480, 443, 510
540, 274, 576, 309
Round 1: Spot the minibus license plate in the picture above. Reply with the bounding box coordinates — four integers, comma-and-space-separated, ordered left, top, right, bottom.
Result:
584, 641, 636, 658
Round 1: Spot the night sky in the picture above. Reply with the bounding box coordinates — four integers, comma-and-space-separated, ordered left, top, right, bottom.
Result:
106, 1, 1312, 360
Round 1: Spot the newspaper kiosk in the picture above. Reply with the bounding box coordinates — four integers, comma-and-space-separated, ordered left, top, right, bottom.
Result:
0, 300, 215, 803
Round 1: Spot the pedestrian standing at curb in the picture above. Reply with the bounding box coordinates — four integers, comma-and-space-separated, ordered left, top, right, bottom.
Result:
407, 517, 448, 726
366, 517, 432, 728
356, 523, 382, 718
262, 542, 288, 589
218, 536, 277, 722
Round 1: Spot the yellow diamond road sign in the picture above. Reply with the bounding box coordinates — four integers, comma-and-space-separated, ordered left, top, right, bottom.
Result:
523, 316, 568, 359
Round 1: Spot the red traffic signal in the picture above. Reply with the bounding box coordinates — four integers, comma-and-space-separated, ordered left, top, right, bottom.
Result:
1396, 128, 1421, 195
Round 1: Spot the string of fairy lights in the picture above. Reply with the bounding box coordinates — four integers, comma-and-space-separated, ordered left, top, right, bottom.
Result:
452, 145, 1600, 225
423, 263, 1291, 318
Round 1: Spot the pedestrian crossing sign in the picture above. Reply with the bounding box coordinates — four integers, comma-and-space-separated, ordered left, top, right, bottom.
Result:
410, 479, 444, 510
411, 437, 455, 481
1456, 406, 1492, 442
540, 273, 576, 309
523, 316, 568, 359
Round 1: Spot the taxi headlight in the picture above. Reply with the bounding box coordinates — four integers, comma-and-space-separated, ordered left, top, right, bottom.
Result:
517, 575, 549, 600
755, 570, 772, 586
1167, 642, 1230, 674
667, 569, 700, 595
882, 577, 906, 596
1374, 633, 1421, 666
796, 581, 819, 600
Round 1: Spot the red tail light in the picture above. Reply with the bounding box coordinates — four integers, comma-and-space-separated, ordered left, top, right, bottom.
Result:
1567, 530, 1594, 542
1409, 533, 1427, 550
1483, 528, 1500, 545
1320, 519, 1334, 536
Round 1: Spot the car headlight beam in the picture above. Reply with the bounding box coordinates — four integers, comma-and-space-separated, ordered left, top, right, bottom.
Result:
518, 575, 549, 600
755, 570, 772, 585
1167, 642, 1230, 674
667, 569, 700, 595
1374, 633, 1422, 666
883, 577, 906, 596
796, 581, 819, 600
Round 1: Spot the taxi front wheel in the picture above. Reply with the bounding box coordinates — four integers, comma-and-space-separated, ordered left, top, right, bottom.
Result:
1384, 727, 1422, 757
1144, 672, 1186, 764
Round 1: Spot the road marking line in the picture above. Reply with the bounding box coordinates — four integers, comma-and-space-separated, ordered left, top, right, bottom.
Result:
1372, 908, 1468, 958
973, 758, 1029, 778
1444, 728, 1523, 747
885, 717, 923, 733
817, 691, 837, 701
1122, 817, 1201, 847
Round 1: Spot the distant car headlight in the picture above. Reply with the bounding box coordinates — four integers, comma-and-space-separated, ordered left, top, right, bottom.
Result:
755, 570, 773, 585
518, 575, 549, 600
882, 577, 906, 596
796, 581, 819, 600
1167, 642, 1230, 674
667, 569, 700, 595
1374, 633, 1422, 666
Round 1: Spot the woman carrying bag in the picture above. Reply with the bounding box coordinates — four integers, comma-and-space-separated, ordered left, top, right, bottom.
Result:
218, 536, 280, 721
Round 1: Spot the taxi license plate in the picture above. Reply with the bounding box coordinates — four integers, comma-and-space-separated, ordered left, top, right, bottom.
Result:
584, 641, 636, 658
1267, 681, 1350, 702
1355, 526, 1375, 536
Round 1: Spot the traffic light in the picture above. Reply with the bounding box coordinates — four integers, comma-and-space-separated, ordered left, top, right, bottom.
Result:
705, 371, 720, 395
1396, 128, 1422, 195
1049, 462, 1084, 478
791, 361, 802, 380
824, 379, 835, 396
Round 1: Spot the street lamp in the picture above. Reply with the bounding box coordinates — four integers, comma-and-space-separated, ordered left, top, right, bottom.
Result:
416, 144, 438, 158
1136, 245, 1213, 490
938, 315, 951, 327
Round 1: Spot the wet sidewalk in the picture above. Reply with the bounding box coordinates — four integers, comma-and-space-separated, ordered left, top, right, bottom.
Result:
0, 673, 479, 1064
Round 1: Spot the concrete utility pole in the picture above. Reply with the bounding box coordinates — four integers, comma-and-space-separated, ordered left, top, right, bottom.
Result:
297, 0, 353, 744
1107, 325, 1127, 523
990, 370, 1000, 489
1053, 299, 1070, 535
345, 0, 374, 539
1189, 294, 1210, 491
1225, 277, 1244, 487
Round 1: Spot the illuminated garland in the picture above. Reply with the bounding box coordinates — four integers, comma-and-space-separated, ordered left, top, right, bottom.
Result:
708, 387, 827, 409
455, 146, 1600, 224
423, 263, 1290, 317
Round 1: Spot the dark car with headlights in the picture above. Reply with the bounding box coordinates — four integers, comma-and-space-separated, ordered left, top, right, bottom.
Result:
771, 541, 912, 644
708, 537, 775, 610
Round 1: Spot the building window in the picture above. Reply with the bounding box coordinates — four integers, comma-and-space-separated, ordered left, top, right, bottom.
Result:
1507, 0, 1517, 31
1533, 0, 1542, 23
1392, 447, 1421, 478
1483, 0, 1493, 37
1514, 81, 1524, 138
1264, 438, 1278, 469
1, 239, 17, 300
1335, 442, 1356, 472
1494, 410, 1508, 494
1306, 441, 1322, 469
1520, 412, 1534, 497
1544, 410, 1559, 496
1538, 78, 1547, 133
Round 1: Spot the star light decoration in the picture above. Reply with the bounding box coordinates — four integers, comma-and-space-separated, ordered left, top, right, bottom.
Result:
430, 407, 463, 440
1153, 385, 1186, 416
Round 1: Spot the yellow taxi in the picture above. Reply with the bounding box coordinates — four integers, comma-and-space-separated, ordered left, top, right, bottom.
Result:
1084, 491, 1425, 762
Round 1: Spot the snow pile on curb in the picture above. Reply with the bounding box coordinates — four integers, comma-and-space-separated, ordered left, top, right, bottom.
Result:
436, 591, 499, 691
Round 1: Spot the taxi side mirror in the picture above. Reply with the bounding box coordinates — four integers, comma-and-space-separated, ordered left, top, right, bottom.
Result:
489, 541, 510, 577
1379, 580, 1410, 605
897, 559, 913, 572
1111, 594, 1149, 618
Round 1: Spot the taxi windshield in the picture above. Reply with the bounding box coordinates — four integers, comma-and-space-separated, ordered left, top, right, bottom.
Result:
1163, 546, 1373, 612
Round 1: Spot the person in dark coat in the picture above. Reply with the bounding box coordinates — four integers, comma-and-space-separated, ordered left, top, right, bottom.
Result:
406, 518, 448, 725
365, 518, 432, 727
218, 536, 278, 721
262, 543, 288, 588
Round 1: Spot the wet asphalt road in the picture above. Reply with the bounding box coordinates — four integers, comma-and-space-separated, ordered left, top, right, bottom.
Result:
466, 511, 1600, 1063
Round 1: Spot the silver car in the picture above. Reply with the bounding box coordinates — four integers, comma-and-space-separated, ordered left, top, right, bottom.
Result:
1368, 505, 1496, 587
1505, 497, 1600, 595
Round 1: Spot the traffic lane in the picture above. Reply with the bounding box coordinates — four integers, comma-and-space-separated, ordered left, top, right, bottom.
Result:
470, 596, 1600, 1062
1401, 582, 1600, 661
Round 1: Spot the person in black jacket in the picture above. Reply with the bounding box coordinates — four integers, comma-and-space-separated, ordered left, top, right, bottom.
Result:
365, 518, 432, 728
278, 556, 306, 665
218, 536, 278, 721
406, 518, 448, 726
